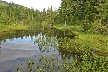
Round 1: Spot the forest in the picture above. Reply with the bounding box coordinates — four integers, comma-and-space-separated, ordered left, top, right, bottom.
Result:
0, 0, 108, 33
0, 0, 108, 72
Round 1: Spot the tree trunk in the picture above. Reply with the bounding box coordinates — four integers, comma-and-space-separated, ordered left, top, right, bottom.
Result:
64, 31, 66, 36
98, 1, 102, 25
107, 27, 108, 35
65, 21, 66, 26
99, 11, 102, 25
106, 24, 108, 34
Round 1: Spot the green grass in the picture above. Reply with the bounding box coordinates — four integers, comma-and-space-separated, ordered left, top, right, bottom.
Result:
76, 33, 108, 49
53, 24, 83, 32
54, 24, 108, 52
0, 24, 28, 33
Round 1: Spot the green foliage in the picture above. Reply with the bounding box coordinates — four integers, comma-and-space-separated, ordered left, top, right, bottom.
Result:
17, 35, 108, 72
0, 24, 28, 33
53, 25, 108, 50
1, 0, 108, 33
96, 26, 107, 35
57, 0, 108, 32
0, 1, 58, 26
0, 0, 108, 71
41, 21, 48, 28
82, 23, 91, 31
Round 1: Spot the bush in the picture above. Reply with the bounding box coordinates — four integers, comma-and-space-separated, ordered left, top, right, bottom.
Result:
41, 21, 48, 28
95, 26, 107, 34
82, 23, 91, 31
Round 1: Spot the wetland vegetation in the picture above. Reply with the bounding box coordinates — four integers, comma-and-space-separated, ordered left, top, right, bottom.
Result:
0, 0, 108, 72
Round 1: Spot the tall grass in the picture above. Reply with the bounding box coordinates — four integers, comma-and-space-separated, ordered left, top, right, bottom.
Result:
0, 24, 28, 33
54, 24, 108, 50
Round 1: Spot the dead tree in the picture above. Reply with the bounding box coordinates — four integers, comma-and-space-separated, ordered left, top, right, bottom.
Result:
106, 22, 108, 34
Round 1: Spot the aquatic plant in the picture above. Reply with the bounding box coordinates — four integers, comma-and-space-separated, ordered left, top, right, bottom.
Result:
17, 52, 108, 72
17, 35, 108, 72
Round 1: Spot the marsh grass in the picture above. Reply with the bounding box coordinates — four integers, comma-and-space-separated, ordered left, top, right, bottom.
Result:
0, 24, 28, 33
0, 24, 29, 40
54, 25, 108, 50
74, 33, 108, 50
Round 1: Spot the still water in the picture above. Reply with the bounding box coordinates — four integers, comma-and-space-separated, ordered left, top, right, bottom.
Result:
0, 30, 60, 72
0, 27, 75, 72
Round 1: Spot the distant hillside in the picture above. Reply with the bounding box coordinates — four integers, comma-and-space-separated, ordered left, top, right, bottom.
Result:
0, 2, 5, 6
0, 0, 23, 7
0, 0, 9, 6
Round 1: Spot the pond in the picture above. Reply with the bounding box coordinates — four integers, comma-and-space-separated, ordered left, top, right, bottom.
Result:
0, 27, 73, 72
1, 26, 107, 72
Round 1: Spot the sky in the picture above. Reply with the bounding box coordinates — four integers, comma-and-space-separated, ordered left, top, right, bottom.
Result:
2, 0, 61, 11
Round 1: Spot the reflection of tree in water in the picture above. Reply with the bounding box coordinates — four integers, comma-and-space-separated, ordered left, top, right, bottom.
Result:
0, 26, 77, 57
34, 33, 58, 52
33, 27, 78, 59
0, 26, 77, 42
34, 32, 76, 60
0, 30, 40, 42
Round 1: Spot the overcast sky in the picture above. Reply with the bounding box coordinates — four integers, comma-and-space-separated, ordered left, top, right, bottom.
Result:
2, 0, 61, 11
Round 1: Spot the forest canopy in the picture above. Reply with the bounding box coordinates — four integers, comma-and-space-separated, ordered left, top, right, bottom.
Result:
0, 0, 108, 33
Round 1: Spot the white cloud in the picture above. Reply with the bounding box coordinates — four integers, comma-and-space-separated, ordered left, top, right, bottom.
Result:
2, 0, 61, 11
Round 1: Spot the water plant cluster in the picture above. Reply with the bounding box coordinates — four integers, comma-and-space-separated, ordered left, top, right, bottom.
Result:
17, 53, 108, 72
57, 37, 108, 72
17, 32, 108, 72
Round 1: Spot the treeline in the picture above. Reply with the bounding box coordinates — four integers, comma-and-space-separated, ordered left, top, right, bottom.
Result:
0, 0, 108, 32
0, 1, 57, 25
57, 0, 108, 31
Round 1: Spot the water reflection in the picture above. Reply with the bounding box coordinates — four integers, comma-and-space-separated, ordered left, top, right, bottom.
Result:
0, 30, 60, 72
34, 33, 58, 50
0, 26, 77, 71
